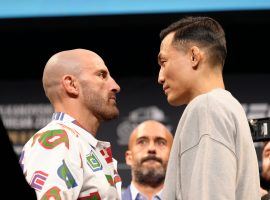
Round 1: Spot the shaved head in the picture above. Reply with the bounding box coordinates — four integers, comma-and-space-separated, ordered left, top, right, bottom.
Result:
128, 120, 173, 150
126, 120, 173, 187
42, 49, 102, 103
41, 48, 120, 133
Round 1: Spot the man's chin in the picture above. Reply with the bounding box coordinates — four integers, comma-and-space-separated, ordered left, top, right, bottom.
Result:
101, 109, 119, 121
135, 166, 166, 187
168, 96, 185, 106
167, 96, 178, 106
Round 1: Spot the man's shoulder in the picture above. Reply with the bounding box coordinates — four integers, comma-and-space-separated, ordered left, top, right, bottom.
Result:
180, 89, 246, 130
37, 121, 80, 138
24, 121, 79, 149
187, 89, 241, 114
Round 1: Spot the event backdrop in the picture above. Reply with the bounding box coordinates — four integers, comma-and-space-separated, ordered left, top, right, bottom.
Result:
0, 74, 269, 187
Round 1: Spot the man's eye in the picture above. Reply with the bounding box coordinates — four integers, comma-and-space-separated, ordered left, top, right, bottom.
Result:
98, 71, 106, 78
157, 140, 166, 146
137, 140, 147, 145
264, 151, 270, 158
161, 60, 167, 65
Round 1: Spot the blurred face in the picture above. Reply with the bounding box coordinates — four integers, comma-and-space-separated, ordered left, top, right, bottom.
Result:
126, 121, 173, 187
262, 142, 270, 181
158, 32, 195, 106
79, 54, 120, 121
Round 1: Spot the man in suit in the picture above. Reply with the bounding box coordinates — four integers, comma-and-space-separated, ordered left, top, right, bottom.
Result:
122, 120, 173, 200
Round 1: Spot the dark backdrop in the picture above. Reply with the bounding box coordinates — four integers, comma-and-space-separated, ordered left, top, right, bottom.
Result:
0, 10, 270, 81
0, 10, 270, 187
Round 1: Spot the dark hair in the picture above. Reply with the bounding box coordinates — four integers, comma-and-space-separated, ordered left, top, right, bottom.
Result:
160, 16, 227, 68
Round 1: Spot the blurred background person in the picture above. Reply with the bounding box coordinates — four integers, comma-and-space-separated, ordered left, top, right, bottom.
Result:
261, 141, 270, 199
122, 120, 173, 200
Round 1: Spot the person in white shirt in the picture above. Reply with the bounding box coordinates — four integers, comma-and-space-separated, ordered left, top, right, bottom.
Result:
157, 16, 260, 200
20, 49, 122, 199
122, 120, 173, 200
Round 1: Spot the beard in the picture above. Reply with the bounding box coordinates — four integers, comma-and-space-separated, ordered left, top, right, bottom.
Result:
133, 155, 166, 188
82, 87, 119, 121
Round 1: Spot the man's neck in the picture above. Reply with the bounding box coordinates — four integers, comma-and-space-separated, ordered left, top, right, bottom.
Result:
132, 181, 163, 199
54, 104, 100, 136
188, 70, 225, 103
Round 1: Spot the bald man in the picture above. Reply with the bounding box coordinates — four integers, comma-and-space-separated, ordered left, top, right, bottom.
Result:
122, 120, 173, 200
20, 49, 122, 200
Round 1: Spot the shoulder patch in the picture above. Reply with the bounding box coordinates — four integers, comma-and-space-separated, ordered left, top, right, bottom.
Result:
86, 150, 103, 172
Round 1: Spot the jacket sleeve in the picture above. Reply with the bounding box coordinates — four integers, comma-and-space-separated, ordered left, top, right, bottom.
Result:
21, 127, 83, 200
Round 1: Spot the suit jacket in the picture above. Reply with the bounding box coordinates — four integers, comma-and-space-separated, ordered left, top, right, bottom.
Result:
122, 185, 132, 200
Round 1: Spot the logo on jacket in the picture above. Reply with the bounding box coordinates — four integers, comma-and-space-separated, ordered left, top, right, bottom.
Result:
86, 150, 103, 172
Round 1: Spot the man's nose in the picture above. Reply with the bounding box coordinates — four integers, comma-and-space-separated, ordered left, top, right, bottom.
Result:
110, 77, 121, 93
158, 68, 165, 85
147, 142, 156, 154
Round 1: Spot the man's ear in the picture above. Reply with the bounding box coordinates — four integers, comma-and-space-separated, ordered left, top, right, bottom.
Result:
125, 150, 133, 166
62, 75, 79, 96
190, 46, 201, 70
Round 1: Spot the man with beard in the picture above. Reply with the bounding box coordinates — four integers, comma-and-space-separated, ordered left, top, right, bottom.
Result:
20, 49, 122, 200
122, 120, 173, 200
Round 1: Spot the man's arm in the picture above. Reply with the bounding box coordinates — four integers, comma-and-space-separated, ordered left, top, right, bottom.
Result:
181, 135, 237, 200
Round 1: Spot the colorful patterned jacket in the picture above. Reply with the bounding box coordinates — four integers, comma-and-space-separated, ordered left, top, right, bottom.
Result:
20, 112, 122, 200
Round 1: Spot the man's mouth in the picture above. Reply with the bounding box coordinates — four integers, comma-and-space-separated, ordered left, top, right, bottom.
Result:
163, 86, 169, 94
109, 96, 117, 103
141, 156, 162, 164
